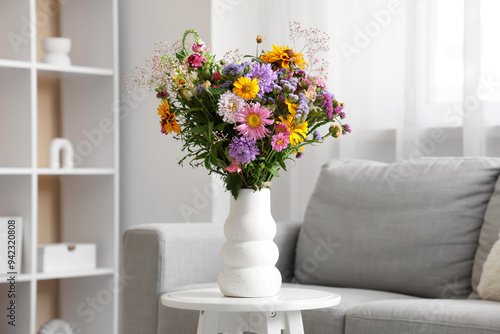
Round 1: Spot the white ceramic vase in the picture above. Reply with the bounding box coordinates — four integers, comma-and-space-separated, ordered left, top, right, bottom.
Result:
41, 37, 72, 66
218, 188, 282, 297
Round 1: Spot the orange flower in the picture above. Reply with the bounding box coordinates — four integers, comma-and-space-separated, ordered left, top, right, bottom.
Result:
157, 99, 181, 135
260, 45, 307, 69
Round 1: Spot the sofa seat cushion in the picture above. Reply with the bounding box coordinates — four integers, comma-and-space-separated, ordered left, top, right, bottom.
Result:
294, 284, 419, 334
346, 299, 500, 334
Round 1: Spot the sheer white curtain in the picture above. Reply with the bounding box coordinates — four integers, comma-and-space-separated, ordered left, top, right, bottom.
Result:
210, 0, 500, 222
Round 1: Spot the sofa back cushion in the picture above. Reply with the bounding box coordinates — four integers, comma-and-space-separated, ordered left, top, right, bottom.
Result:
294, 158, 500, 298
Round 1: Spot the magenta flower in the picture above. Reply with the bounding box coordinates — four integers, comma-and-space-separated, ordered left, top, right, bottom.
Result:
271, 133, 290, 152
235, 103, 274, 140
186, 53, 206, 68
275, 123, 290, 136
224, 158, 242, 173
192, 44, 203, 52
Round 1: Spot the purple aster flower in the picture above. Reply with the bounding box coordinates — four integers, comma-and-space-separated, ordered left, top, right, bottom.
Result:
220, 80, 233, 88
223, 63, 244, 77
296, 93, 309, 117
228, 136, 259, 164
246, 63, 277, 94
340, 112, 346, 119
314, 130, 322, 141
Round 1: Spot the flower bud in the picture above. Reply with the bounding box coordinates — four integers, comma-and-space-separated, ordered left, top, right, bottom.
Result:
329, 124, 341, 138
256, 35, 266, 44
202, 80, 211, 89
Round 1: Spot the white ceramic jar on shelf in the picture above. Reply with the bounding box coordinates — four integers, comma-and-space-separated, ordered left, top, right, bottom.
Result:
41, 37, 72, 66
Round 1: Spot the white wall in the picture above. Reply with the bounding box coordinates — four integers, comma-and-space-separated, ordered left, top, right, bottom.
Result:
118, 0, 411, 230
119, 0, 213, 231
210, 0, 339, 223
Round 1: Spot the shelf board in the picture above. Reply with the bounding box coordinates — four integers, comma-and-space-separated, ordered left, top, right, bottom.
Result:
36, 63, 113, 76
0, 59, 31, 69
0, 168, 33, 175
36, 267, 115, 281
37, 168, 114, 175
0, 274, 32, 283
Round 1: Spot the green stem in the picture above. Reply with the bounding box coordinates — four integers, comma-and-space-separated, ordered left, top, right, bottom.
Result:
182, 29, 200, 52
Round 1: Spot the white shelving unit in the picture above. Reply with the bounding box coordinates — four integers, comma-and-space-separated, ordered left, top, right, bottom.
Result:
0, 0, 119, 333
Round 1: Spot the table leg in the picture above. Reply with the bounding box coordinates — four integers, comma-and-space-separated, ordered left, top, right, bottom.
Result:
264, 312, 282, 334
197, 310, 220, 334
283, 311, 304, 334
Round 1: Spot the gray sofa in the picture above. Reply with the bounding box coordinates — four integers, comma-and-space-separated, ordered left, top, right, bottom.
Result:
122, 158, 500, 334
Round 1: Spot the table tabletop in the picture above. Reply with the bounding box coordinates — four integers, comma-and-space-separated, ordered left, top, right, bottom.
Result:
161, 286, 341, 312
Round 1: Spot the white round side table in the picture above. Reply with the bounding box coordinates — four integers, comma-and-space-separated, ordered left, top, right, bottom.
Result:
161, 286, 341, 334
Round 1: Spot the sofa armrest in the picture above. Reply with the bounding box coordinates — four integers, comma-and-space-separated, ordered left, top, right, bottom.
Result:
121, 223, 225, 334
121, 220, 303, 334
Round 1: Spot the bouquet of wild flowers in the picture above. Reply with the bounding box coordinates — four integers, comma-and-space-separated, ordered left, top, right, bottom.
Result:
125, 22, 350, 199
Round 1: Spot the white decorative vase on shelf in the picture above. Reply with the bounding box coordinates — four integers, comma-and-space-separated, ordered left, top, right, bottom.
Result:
41, 37, 72, 66
218, 188, 282, 298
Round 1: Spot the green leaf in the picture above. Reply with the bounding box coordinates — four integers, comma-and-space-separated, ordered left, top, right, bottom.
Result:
277, 156, 287, 171
226, 173, 243, 199
269, 166, 279, 177
207, 87, 227, 95
193, 152, 208, 160
190, 126, 206, 133
175, 50, 188, 62
204, 155, 211, 170
210, 154, 219, 167
214, 123, 228, 131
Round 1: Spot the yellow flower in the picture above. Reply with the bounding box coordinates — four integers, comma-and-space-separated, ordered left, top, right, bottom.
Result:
278, 114, 308, 146
233, 77, 259, 100
285, 98, 298, 116
260, 45, 307, 69
157, 99, 181, 135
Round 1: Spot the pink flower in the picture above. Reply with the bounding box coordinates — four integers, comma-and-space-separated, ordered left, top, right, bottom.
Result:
313, 77, 326, 88
186, 53, 206, 68
275, 123, 290, 136
305, 85, 317, 101
224, 158, 242, 173
271, 133, 290, 152
192, 44, 203, 52
235, 103, 274, 140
